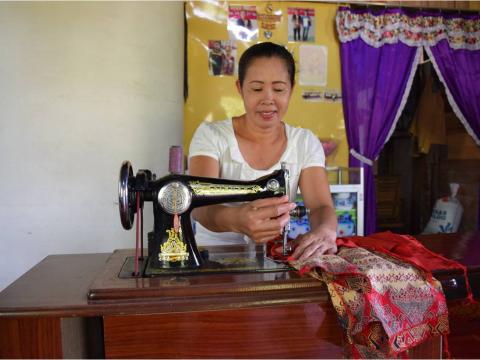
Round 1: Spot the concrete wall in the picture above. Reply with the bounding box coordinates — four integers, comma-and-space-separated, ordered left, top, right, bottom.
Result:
0, 2, 184, 290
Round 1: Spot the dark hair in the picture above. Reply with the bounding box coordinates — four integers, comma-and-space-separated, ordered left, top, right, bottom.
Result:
238, 42, 295, 87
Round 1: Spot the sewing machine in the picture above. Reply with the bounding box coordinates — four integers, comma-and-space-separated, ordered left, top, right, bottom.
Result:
118, 160, 305, 276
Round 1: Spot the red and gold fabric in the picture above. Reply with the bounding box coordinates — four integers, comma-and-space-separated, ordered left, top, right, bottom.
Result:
285, 232, 473, 358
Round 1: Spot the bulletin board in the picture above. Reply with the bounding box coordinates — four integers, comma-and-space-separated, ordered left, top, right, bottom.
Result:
184, 1, 347, 168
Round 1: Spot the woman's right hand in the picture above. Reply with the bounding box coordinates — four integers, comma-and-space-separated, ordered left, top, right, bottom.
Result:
232, 195, 296, 243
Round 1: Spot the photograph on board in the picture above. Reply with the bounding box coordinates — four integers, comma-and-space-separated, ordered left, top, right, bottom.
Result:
228, 5, 258, 41
288, 8, 315, 42
207, 40, 237, 76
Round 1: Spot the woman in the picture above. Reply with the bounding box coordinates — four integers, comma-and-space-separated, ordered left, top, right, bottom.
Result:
188, 42, 337, 261
221, 44, 235, 76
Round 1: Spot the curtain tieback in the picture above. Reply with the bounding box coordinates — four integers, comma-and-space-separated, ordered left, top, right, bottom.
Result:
350, 149, 374, 166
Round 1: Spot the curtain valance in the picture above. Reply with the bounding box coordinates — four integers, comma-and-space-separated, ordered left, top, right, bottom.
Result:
336, 6, 480, 234
337, 6, 480, 50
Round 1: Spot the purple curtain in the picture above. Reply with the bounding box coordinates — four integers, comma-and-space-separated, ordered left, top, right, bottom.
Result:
427, 39, 480, 144
337, 7, 480, 234
339, 11, 420, 235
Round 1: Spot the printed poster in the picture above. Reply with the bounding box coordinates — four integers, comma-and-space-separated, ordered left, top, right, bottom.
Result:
302, 90, 342, 103
228, 5, 258, 41
207, 40, 237, 76
299, 44, 327, 86
288, 8, 315, 42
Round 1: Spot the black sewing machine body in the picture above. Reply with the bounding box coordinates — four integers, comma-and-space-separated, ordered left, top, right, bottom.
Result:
118, 161, 289, 274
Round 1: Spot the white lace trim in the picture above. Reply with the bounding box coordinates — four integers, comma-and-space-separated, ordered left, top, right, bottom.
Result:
383, 47, 423, 148
425, 46, 480, 146
337, 9, 480, 50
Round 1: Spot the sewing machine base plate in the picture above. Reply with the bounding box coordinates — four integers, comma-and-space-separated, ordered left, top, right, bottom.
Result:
119, 251, 291, 278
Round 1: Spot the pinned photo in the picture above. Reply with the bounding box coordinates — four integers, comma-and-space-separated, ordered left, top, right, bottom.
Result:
228, 5, 258, 41
207, 40, 237, 76
288, 8, 315, 42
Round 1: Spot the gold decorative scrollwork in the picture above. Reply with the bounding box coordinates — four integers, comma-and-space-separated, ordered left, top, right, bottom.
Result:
159, 228, 189, 262
189, 181, 262, 196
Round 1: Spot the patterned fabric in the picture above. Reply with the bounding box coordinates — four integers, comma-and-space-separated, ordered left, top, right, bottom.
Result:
291, 245, 450, 358
336, 7, 480, 50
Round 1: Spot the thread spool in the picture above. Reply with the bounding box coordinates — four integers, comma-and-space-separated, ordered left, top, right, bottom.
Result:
169, 145, 184, 174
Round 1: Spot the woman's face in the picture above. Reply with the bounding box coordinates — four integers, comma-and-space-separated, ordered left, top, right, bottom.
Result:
237, 56, 293, 129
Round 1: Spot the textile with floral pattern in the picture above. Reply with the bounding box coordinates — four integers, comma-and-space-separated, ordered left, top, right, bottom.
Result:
290, 234, 452, 358
336, 7, 480, 50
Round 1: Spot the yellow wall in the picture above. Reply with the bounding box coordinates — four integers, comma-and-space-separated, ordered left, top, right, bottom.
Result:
184, 1, 348, 168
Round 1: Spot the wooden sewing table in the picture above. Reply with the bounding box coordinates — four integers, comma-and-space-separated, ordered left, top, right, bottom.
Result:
0, 233, 478, 358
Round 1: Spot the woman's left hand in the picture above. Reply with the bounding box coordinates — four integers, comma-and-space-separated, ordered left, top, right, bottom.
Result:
290, 226, 337, 262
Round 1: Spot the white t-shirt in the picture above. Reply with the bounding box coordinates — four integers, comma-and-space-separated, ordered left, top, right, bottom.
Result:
188, 118, 325, 245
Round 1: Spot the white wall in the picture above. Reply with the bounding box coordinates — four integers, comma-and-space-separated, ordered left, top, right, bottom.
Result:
0, 2, 184, 290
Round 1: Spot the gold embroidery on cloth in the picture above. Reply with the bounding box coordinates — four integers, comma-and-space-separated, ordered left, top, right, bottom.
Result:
159, 228, 189, 262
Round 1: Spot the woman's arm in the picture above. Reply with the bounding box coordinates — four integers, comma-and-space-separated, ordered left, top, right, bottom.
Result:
188, 155, 294, 243
291, 166, 338, 260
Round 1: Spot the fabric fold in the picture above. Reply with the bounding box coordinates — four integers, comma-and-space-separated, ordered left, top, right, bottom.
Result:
286, 232, 471, 358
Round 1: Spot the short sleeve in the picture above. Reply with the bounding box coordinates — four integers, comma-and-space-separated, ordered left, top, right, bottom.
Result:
302, 129, 326, 169
188, 122, 221, 161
